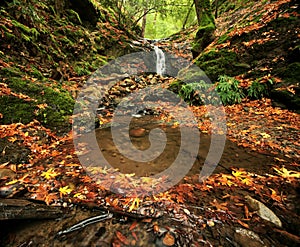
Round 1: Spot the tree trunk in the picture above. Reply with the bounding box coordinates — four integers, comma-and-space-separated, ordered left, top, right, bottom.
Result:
194, 0, 201, 25
182, 2, 195, 30
192, 0, 216, 58
215, 0, 219, 18
141, 8, 147, 38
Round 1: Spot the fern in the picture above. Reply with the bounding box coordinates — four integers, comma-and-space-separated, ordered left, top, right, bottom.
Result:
247, 78, 273, 99
178, 81, 212, 105
216, 75, 245, 105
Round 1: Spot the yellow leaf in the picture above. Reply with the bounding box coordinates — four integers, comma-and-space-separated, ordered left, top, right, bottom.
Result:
59, 186, 73, 196
273, 167, 300, 179
73, 193, 86, 200
41, 168, 59, 180
128, 198, 140, 212
8, 136, 18, 143
241, 178, 253, 185
260, 132, 271, 138
5, 179, 19, 185
232, 169, 247, 178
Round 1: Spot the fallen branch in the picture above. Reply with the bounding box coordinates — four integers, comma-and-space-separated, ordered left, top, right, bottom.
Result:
273, 228, 300, 244
56, 211, 113, 237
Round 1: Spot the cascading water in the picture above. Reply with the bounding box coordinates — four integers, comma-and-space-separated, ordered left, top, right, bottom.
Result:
154, 46, 166, 75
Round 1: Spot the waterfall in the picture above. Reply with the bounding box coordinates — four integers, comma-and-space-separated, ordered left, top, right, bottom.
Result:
154, 46, 166, 75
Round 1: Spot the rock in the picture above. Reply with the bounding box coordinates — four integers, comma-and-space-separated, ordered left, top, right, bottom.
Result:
119, 81, 127, 87
0, 168, 16, 180
129, 128, 146, 138
150, 77, 158, 84
234, 228, 266, 247
245, 195, 282, 227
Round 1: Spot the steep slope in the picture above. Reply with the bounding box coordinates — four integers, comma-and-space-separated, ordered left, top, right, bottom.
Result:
194, 0, 299, 110
0, 0, 139, 132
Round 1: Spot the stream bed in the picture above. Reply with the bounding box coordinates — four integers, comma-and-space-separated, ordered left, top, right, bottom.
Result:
0, 115, 284, 247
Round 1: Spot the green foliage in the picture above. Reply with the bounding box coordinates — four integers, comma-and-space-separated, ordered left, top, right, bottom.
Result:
169, 80, 215, 106
11, 19, 40, 41
67, 9, 82, 24
100, 0, 196, 39
217, 33, 229, 44
247, 80, 268, 99
179, 81, 211, 105
216, 75, 245, 105
144, 0, 197, 38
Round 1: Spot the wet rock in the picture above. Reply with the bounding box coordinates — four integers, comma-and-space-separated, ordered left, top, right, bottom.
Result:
0, 168, 15, 180
0, 183, 25, 198
234, 228, 265, 247
150, 77, 158, 84
129, 128, 146, 138
245, 195, 282, 227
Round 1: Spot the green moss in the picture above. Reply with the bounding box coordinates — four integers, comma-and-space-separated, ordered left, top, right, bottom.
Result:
0, 96, 35, 124
217, 34, 229, 44
195, 50, 245, 82
6, 77, 74, 131
192, 0, 216, 56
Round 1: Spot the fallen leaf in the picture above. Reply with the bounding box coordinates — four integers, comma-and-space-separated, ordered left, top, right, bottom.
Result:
59, 186, 73, 196
41, 168, 59, 180
163, 232, 175, 246
116, 231, 129, 245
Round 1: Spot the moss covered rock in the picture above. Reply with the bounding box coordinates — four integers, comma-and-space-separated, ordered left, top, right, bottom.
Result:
192, 0, 216, 58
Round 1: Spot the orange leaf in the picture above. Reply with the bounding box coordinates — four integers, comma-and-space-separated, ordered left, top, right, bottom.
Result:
237, 219, 249, 228
163, 232, 175, 246
116, 231, 129, 245
129, 221, 138, 231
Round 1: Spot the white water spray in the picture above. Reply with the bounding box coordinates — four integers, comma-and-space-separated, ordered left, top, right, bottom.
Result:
154, 46, 166, 75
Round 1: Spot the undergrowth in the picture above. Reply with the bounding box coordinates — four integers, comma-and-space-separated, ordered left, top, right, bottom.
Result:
171, 75, 273, 106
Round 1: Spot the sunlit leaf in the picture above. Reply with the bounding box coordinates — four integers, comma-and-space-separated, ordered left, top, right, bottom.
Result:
128, 198, 140, 212
273, 167, 300, 179
41, 168, 59, 179
260, 132, 271, 138
163, 232, 175, 246
59, 186, 73, 196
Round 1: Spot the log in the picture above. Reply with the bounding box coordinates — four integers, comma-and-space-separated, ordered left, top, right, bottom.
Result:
0, 198, 64, 220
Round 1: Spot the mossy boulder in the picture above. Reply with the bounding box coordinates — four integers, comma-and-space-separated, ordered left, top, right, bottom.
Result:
192, 0, 216, 58
192, 22, 216, 58
1, 77, 75, 133
0, 96, 36, 124
195, 49, 245, 82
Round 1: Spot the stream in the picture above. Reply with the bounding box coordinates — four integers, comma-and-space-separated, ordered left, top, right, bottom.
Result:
1, 43, 298, 247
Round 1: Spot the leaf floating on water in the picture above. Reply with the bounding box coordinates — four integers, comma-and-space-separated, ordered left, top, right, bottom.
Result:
163, 232, 175, 246
129, 221, 138, 231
